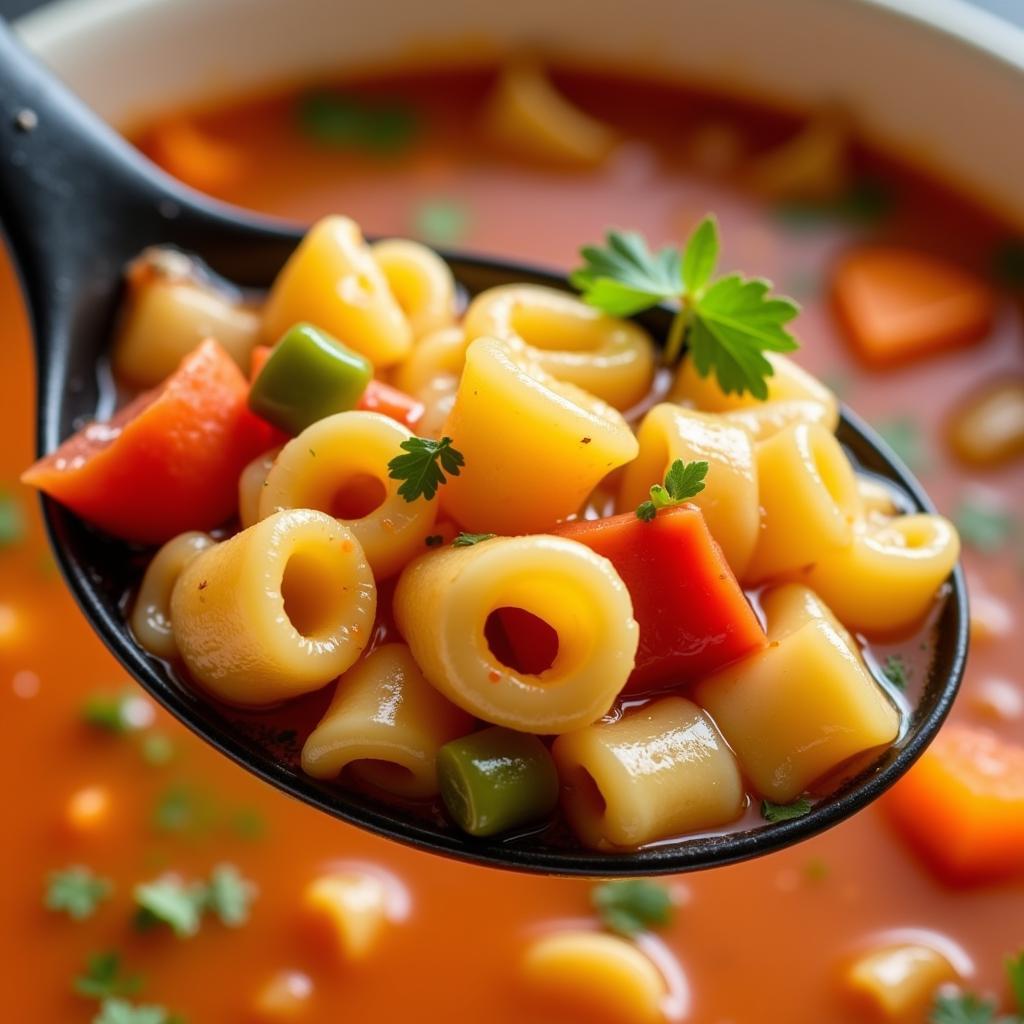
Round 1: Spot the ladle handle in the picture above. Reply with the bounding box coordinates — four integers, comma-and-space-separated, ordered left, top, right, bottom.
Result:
0, 19, 190, 356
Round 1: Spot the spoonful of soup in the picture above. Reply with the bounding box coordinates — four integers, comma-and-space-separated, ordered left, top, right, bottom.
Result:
1, 20, 967, 875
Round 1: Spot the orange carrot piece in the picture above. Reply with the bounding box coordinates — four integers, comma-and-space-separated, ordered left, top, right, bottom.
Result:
883, 724, 1024, 883
356, 380, 425, 430
250, 343, 274, 381
832, 245, 994, 368
143, 115, 247, 194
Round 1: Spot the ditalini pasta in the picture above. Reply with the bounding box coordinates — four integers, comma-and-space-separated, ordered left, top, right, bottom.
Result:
171, 509, 376, 705
24, 210, 961, 853
394, 535, 639, 733
259, 411, 438, 579
462, 284, 656, 409
553, 697, 744, 849
302, 643, 474, 797
440, 337, 639, 534
617, 404, 759, 576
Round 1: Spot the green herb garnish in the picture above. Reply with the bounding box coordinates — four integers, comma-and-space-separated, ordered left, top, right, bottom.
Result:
387, 435, 464, 502
74, 951, 143, 1000
151, 784, 215, 836
140, 733, 175, 767
413, 198, 470, 246
761, 797, 813, 822
45, 866, 113, 920
133, 877, 207, 938
874, 417, 928, 472
297, 91, 418, 153
93, 998, 181, 1024
572, 216, 799, 397
591, 880, 675, 937
229, 807, 267, 841
775, 178, 893, 230
636, 459, 709, 522
453, 532, 496, 547
954, 498, 1015, 554
205, 864, 256, 927
0, 490, 25, 548
82, 690, 151, 734
882, 655, 910, 691
929, 949, 1024, 1023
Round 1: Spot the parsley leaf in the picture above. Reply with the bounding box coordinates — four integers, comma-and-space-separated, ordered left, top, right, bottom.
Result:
592, 880, 675, 937
413, 198, 470, 246
205, 864, 256, 927
297, 91, 418, 153
82, 690, 153, 734
45, 866, 113, 920
930, 993, 1002, 1024
133, 877, 207, 938
636, 459, 709, 521
74, 951, 143, 999
0, 490, 25, 548
761, 797, 813, 822
573, 217, 799, 397
874, 417, 928, 472
882, 655, 910, 691
1008, 950, 1024, 1014
93, 998, 179, 1024
452, 532, 496, 547
954, 498, 1015, 554
387, 436, 465, 502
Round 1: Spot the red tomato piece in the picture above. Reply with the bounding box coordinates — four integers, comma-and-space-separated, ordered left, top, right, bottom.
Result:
22, 339, 276, 544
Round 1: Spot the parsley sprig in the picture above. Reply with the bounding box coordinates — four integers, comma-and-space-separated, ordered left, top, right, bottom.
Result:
930, 950, 1024, 1023
636, 459, 709, 522
75, 951, 143, 1000
133, 864, 256, 938
453, 532, 496, 547
45, 866, 113, 921
387, 435, 465, 502
761, 796, 813, 822
572, 216, 800, 398
592, 880, 675, 938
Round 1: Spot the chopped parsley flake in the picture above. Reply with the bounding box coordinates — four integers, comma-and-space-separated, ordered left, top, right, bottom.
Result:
45, 866, 113, 920
452, 532, 496, 547
882, 655, 910, 691
954, 498, 1015, 553
874, 417, 928, 472
92, 998, 181, 1024
82, 690, 153, 734
133, 877, 207, 938
297, 90, 419, 153
761, 797, 813, 822
592, 879, 675, 937
413, 198, 471, 246
205, 864, 256, 927
74, 951, 143, 1000
0, 490, 25, 548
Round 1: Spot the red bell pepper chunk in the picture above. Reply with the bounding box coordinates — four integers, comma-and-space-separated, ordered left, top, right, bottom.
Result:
499, 506, 766, 693
22, 339, 277, 544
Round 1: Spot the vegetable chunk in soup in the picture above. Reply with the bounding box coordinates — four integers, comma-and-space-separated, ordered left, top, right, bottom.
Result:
2, 63, 1022, 1024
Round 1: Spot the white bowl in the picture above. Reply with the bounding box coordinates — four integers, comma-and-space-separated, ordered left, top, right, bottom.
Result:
16, 0, 1024, 228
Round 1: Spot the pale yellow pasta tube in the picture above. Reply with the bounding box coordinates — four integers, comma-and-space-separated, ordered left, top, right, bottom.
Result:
393, 325, 466, 398
695, 584, 899, 803
671, 351, 839, 429
463, 285, 655, 410
440, 337, 638, 534
858, 474, 901, 522
521, 931, 668, 1024
259, 412, 437, 580
743, 422, 861, 584
238, 446, 281, 530
553, 696, 744, 849
113, 253, 260, 387
722, 398, 837, 442
301, 643, 474, 798
371, 239, 457, 338
616, 404, 759, 576
131, 531, 215, 659
483, 61, 618, 167
394, 535, 638, 733
844, 944, 958, 1023
171, 509, 376, 706
262, 216, 412, 367
807, 514, 960, 636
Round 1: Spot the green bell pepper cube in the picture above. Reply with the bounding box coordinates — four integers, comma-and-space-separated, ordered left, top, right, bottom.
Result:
437, 726, 560, 838
249, 322, 373, 435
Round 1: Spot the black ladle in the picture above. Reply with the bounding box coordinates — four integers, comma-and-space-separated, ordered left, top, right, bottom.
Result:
0, 20, 968, 875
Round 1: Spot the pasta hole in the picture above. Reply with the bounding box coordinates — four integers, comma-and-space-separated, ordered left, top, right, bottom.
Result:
484, 608, 559, 675
330, 474, 387, 520
281, 549, 349, 638
573, 767, 608, 819
347, 759, 417, 795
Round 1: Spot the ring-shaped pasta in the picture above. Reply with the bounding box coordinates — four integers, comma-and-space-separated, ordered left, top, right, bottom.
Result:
259, 411, 437, 580
617, 404, 759, 577
671, 351, 839, 430
394, 535, 639, 734
463, 284, 656, 410
440, 337, 639, 534
371, 239, 458, 339
807, 514, 960, 636
393, 325, 467, 398
238, 446, 282, 530
743, 422, 861, 584
171, 508, 376, 706
130, 531, 215, 659
301, 643, 474, 798
553, 696, 745, 850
